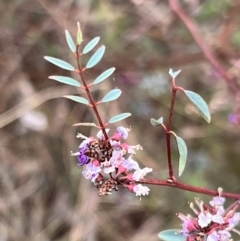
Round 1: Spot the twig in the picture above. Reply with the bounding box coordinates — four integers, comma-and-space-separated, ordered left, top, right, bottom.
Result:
168, 0, 240, 95
139, 178, 240, 200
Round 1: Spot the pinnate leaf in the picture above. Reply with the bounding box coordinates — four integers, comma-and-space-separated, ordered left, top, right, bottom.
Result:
102, 89, 122, 102
109, 113, 131, 123
183, 90, 211, 123
158, 229, 185, 241
49, 75, 80, 87
65, 30, 76, 53
83, 36, 100, 54
93, 67, 116, 85
86, 46, 105, 69
44, 56, 75, 71
64, 95, 89, 105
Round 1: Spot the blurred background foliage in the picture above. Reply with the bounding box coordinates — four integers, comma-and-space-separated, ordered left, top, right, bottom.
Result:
0, 0, 240, 240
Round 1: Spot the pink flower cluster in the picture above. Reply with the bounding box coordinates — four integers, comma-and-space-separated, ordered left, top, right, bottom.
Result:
72, 127, 152, 196
178, 194, 240, 241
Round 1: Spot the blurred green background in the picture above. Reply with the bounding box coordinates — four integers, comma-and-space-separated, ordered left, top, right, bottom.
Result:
1, 0, 240, 240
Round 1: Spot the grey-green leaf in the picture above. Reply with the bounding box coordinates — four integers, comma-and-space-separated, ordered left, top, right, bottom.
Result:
169, 68, 181, 78
184, 90, 211, 123
83, 36, 100, 54
109, 113, 131, 123
158, 229, 186, 241
65, 30, 76, 53
64, 95, 89, 105
49, 75, 80, 87
44, 56, 75, 71
175, 135, 188, 176
93, 67, 116, 85
86, 46, 105, 69
150, 117, 163, 127
102, 89, 122, 102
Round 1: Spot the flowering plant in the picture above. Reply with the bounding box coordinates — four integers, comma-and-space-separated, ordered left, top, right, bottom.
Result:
44, 23, 240, 241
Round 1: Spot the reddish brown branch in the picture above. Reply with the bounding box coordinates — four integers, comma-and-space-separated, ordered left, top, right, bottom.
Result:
168, 0, 240, 95
165, 80, 178, 180
139, 178, 240, 200
75, 45, 109, 140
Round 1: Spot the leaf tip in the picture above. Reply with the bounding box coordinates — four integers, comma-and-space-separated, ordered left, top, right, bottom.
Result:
169, 68, 181, 78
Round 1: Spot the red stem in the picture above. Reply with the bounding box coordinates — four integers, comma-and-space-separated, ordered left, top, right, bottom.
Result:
168, 0, 240, 95
75, 45, 108, 140
166, 78, 177, 180
138, 178, 240, 200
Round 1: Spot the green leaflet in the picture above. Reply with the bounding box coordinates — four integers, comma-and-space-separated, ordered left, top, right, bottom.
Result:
64, 95, 89, 105
93, 67, 116, 85
183, 90, 211, 123
49, 75, 80, 87
65, 29, 76, 53
108, 113, 131, 124
101, 89, 122, 103
44, 56, 75, 71
86, 46, 105, 69
83, 36, 100, 54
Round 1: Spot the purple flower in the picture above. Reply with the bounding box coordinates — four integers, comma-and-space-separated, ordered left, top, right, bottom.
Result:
78, 146, 90, 166
133, 184, 150, 196
209, 196, 225, 207
122, 155, 140, 171
132, 167, 152, 181
116, 126, 129, 139
198, 212, 212, 228
82, 163, 102, 182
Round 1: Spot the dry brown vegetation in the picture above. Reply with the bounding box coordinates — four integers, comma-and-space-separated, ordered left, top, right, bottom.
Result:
1, 0, 240, 240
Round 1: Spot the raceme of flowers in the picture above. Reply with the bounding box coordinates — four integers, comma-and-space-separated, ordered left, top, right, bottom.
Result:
178, 194, 240, 241
72, 127, 152, 197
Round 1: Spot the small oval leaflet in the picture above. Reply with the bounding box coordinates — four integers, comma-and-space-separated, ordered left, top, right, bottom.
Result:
169, 68, 181, 79
64, 95, 89, 105
83, 36, 100, 54
49, 75, 80, 87
93, 67, 116, 85
175, 135, 188, 177
109, 113, 131, 124
44, 56, 75, 71
183, 90, 211, 123
65, 30, 76, 53
86, 46, 105, 69
158, 229, 186, 241
150, 117, 163, 127
102, 89, 122, 103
